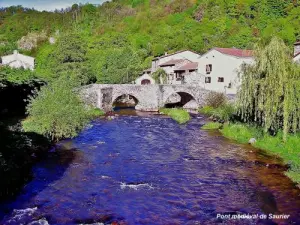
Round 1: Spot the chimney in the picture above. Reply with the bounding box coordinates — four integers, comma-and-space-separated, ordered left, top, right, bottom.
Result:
294, 41, 300, 56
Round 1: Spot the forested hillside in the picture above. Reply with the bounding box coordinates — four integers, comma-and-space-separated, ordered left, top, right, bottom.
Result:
1, 0, 300, 84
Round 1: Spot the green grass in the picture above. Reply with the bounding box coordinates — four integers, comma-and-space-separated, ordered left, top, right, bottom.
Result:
199, 106, 215, 115
160, 108, 191, 124
201, 122, 222, 130
220, 123, 300, 184
88, 108, 105, 118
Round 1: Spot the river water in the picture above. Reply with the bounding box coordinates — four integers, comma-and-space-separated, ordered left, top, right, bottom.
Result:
1, 113, 300, 225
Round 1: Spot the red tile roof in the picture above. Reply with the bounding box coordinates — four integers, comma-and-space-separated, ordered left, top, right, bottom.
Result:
174, 62, 198, 71
214, 48, 254, 58
159, 59, 186, 67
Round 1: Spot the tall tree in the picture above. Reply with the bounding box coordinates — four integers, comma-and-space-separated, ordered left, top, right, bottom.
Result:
237, 37, 300, 140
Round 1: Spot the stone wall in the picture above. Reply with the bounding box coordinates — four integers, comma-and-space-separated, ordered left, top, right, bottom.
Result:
80, 84, 214, 112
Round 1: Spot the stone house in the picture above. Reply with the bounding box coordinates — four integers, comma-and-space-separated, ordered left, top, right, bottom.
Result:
1, 50, 35, 70
159, 59, 192, 84
196, 48, 254, 94
151, 50, 201, 73
135, 50, 201, 85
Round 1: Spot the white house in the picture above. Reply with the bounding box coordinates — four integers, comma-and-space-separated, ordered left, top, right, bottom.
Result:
151, 50, 201, 73
135, 69, 155, 85
1, 50, 35, 70
196, 48, 254, 94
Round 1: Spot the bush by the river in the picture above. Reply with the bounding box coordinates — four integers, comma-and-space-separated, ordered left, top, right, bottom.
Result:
22, 78, 102, 141
204, 91, 227, 108
199, 104, 235, 122
160, 108, 190, 124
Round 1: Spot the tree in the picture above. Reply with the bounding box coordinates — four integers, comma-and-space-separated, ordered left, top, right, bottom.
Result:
22, 78, 92, 141
152, 68, 167, 84
237, 37, 300, 141
36, 33, 95, 85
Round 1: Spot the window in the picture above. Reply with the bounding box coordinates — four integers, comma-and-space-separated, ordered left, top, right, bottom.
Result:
170, 73, 174, 80
205, 77, 211, 83
206, 64, 212, 74
218, 77, 224, 82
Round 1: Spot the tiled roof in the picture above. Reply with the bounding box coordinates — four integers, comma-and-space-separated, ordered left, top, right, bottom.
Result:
174, 62, 198, 71
214, 48, 254, 58
159, 59, 186, 67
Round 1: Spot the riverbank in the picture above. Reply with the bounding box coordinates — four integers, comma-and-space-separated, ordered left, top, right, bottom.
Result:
0, 118, 51, 200
202, 122, 300, 185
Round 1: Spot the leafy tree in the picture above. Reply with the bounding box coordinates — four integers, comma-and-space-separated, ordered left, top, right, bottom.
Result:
237, 37, 300, 141
22, 78, 94, 141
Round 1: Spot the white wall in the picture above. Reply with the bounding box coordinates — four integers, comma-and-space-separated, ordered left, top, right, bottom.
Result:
151, 51, 200, 72
135, 73, 155, 85
197, 50, 254, 94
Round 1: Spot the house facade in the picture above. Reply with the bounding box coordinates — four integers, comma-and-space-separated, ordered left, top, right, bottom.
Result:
135, 69, 155, 85
135, 48, 254, 94
196, 48, 254, 94
1, 50, 35, 70
151, 50, 201, 85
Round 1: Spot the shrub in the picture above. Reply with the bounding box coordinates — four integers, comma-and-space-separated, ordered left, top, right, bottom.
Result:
204, 91, 227, 108
22, 78, 92, 141
200, 104, 235, 122
212, 104, 235, 122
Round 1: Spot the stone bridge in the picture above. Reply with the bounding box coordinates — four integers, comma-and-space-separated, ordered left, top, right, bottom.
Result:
80, 84, 211, 112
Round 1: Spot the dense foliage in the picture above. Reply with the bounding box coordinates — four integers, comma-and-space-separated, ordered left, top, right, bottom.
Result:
22, 78, 99, 141
2, 0, 300, 84
237, 37, 300, 140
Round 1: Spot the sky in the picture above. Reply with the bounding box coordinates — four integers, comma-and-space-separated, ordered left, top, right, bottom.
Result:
0, 0, 109, 11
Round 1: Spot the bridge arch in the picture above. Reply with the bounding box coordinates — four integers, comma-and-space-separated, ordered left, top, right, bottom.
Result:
164, 91, 198, 108
112, 93, 140, 110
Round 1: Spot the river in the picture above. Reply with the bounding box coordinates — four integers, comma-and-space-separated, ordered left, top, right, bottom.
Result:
1, 112, 300, 225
